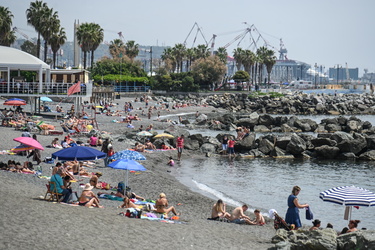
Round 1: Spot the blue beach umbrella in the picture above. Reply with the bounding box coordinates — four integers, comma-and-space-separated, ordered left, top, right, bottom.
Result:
6, 98, 26, 102
319, 185, 375, 220
52, 146, 106, 161
40, 96, 53, 102
108, 149, 146, 161
108, 159, 146, 188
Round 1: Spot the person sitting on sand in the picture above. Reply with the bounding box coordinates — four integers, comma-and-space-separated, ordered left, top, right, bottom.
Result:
167, 157, 175, 166
160, 142, 173, 150
119, 196, 142, 209
310, 219, 321, 231
229, 204, 256, 225
252, 209, 266, 225
89, 172, 102, 188
155, 193, 180, 216
51, 138, 62, 149
134, 142, 145, 152
78, 183, 103, 208
211, 199, 231, 220
144, 139, 156, 150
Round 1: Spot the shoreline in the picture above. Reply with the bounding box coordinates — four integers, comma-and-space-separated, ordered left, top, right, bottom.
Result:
0, 96, 276, 249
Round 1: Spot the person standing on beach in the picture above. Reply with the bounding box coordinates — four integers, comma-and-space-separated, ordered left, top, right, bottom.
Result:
176, 134, 184, 161
101, 138, 110, 167
227, 136, 235, 157
221, 135, 228, 155
285, 186, 309, 230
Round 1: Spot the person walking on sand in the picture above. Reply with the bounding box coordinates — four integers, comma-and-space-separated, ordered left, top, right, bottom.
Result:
176, 134, 184, 161
285, 186, 309, 230
229, 204, 256, 225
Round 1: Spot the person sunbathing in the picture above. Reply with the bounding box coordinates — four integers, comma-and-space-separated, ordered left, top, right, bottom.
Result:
134, 142, 145, 152
155, 193, 180, 216
144, 140, 156, 150
211, 199, 231, 220
161, 143, 173, 150
89, 172, 102, 188
51, 138, 62, 148
78, 183, 103, 208
119, 196, 142, 209
228, 204, 256, 225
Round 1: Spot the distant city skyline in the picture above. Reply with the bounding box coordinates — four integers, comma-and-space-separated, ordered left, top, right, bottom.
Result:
3, 0, 375, 75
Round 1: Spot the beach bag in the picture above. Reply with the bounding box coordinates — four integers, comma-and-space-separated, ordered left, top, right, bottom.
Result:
305, 206, 313, 220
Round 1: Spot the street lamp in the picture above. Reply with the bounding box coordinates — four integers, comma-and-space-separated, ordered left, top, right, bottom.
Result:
314, 63, 318, 89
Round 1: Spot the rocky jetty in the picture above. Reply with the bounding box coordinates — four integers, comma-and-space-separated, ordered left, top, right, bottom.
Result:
271, 228, 375, 250
154, 92, 375, 115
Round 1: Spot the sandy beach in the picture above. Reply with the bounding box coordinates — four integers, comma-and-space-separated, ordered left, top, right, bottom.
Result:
0, 96, 276, 250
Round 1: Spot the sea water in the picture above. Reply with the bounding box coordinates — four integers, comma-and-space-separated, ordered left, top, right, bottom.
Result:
167, 113, 375, 231
173, 157, 375, 231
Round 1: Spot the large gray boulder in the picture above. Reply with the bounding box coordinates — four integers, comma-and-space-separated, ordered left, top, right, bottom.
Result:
200, 143, 217, 153
236, 133, 256, 151
286, 134, 306, 155
337, 231, 375, 250
272, 229, 337, 250
336, 133, 367, 155
258, 138, 274, 155
330, 131, 354, 144
314, 145, 340, 159
358, 150, 375, 161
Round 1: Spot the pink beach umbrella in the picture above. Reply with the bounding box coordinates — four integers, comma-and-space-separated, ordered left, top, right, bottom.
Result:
13, 137, 44, 150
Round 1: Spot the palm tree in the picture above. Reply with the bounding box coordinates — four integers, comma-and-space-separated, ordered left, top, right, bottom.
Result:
215, 47, 228, 64
49, 27, 66, 68
26, 0, 48, 59
256, 46, 272, 86
185, 48, 196, 72
172, 43, 186, 73
263, 49, 277, 86
89, 23, 104, 68
0, 7, 16, 46
233, 47, 244, 71
40, 7, 60, 62
242, 50, 256, 84
161, 47, 176, 73
194, 44, 210, 59
124, 40, 139, 62
109, 38, 125, 61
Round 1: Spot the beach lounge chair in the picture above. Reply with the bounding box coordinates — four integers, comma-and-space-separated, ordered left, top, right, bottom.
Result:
44, 181, 62, 202
61, 124, 76, 136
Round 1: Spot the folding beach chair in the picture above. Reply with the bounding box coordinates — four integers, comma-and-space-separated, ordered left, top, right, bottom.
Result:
44, 181, 62, 202
273, 212, 292, 231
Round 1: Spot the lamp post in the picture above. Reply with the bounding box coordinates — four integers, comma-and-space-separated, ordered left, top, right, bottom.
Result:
314, 63, 318, 89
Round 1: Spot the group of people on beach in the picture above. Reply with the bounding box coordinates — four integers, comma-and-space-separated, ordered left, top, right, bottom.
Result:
210, 199, 265, 226
285, 185, 362, 234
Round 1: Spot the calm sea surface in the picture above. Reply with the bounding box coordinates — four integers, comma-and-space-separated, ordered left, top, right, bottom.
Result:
167, 114, 375, 231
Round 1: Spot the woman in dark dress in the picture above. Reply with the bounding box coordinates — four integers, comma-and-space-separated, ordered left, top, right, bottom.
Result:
285, 186, 309, 229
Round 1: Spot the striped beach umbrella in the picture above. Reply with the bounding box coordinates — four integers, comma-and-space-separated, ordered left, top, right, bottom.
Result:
108, 150, 146, 161
319, 186, 375, 207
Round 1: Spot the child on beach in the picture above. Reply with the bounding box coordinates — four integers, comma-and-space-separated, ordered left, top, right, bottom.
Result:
252, 209, 266, 225
167, 157, 175, 166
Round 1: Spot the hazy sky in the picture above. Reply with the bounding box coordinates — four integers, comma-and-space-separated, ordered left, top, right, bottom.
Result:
3, 0, 375, 74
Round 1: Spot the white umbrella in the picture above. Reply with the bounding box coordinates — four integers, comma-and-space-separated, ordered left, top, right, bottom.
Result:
319, 185, 375, 220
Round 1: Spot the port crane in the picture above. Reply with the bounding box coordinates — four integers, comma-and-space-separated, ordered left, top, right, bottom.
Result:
183, 22, 209, 48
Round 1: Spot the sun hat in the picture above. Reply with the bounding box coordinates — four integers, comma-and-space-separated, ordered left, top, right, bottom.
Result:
83, 183, 94, 191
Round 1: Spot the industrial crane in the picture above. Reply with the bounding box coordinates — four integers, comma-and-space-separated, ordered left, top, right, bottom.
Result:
183, 22, 209, 48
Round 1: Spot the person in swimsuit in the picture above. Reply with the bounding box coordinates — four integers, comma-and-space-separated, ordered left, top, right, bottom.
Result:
155, 193, 180, 216
78, 183, 103, 208
119, 196, 142, 209
211, 199, 230, 220
228, 204, 255, 225
252, 209, 266, 225
89, 172, 102, 188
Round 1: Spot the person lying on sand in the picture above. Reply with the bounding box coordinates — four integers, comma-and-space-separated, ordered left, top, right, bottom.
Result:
144, 139, 156, 150
119, 196, 142, 209
155, 193, 180, 216
78, 183, 103, 208
229, 204, 256, 225
98, 189, 145, 201
134, 142, 145, 152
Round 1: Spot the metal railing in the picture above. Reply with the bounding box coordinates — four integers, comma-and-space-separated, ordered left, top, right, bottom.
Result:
0, 82, 91, 96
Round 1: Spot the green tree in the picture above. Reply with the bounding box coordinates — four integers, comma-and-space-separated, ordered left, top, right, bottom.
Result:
215, 47, 228, 64
263, 49, 277, 86
194, 44, 210, 59
233, 70, 250, 89
233, 47, 244, 71
256, 46, 269, 86
77, 22, 103, 69
26, 1, 48, 59
89, 23, 104, 68
40, 6, 60, 62
124, 40, 139, 62
191, 56, 227, 90
20, 40, 37, 56
242, 50, 256, 84
0, 6, 16, 46
109, 38, 126, 61
49, 27, 66, 68
172, 43, 186, 73
161, 47, 176, 73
